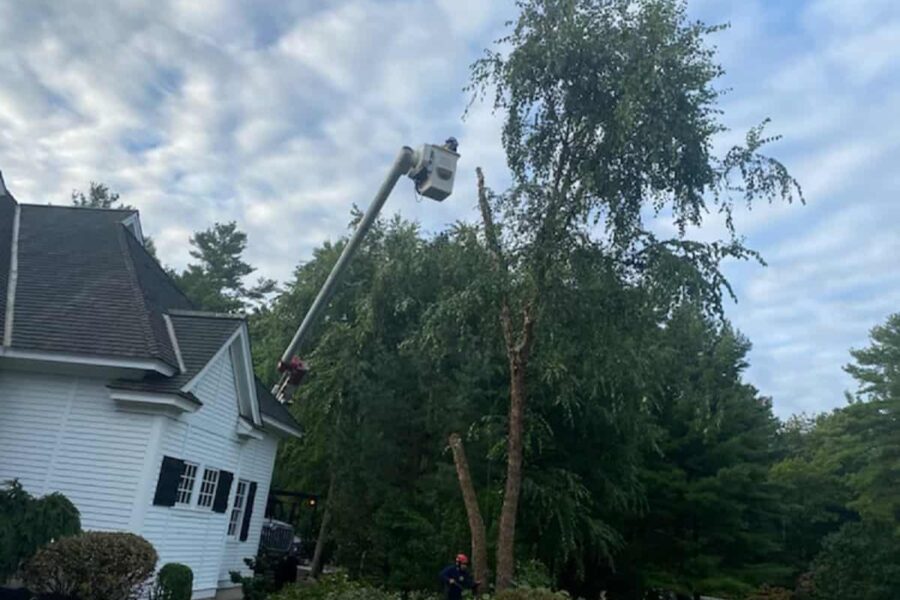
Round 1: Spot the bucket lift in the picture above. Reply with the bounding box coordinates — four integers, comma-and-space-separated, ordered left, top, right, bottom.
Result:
272, 139, 460, 403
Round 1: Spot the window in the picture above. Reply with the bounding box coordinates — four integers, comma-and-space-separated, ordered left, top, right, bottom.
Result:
197, 468, 220, 509
176, 462, 198, 505
228, 479, 249, 537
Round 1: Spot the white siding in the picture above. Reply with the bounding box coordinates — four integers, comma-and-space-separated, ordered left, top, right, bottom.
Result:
0, 370, 154, 530
140, 348, 279, 596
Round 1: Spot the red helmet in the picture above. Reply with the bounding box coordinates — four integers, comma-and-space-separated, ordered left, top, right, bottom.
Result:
456, 553, 469, 565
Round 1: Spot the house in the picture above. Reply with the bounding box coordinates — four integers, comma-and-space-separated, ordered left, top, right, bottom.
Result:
0, 175, 301, 599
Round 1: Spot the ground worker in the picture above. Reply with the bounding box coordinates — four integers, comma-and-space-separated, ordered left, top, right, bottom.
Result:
438, 553, 479, 599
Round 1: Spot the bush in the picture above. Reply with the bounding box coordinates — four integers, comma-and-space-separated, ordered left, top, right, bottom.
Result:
745, 585, 794, 600
269, 572, 571, 600
22, 532, 157, 600
493, 589, 570, 600
271, 572, 441, 600
151, 563, 193, 600
0, 480, 81, 581
807, 521, 900, 600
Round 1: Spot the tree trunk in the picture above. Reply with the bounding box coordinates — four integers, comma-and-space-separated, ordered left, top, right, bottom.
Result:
310, 474, 336, 578
449, 433, 489, 586
495, 356, 527, 591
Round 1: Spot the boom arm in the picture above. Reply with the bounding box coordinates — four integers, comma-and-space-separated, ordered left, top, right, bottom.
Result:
273, 140, 459, 403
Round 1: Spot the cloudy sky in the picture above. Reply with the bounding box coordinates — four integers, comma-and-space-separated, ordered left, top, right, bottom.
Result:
1, 0, 898, 418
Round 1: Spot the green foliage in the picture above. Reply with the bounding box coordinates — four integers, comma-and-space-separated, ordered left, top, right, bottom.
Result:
492, 589, 570, 600
151, 563, 193, 600
70, 181, 157, 255
0, 480, 81, 581
807, 522, 900, 600
173, 221, 276, 312
22, 531, 157, 600
271, 572, 441, 600
230, 556, 278, 600
745, 585, 794, 600
71, 182, 129, 209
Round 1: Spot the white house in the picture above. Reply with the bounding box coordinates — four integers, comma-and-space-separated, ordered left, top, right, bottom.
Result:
0, 177, 301, 598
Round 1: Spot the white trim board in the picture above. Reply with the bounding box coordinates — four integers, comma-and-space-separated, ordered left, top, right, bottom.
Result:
0, 347, 176, 375
3, 204, 20, 346
163, 314, 187, 373
109, 389, 201, 413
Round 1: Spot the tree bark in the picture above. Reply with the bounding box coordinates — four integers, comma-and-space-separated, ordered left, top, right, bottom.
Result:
310, 473, 336, 578
495, 355, 527, 591
476, 167, 538, 592
449, 433, 489, 586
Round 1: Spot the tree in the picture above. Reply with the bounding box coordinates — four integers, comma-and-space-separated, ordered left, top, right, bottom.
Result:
71, 182, 157, 255
808, 522, 900, 600
71, 182, 129, 209
614, 309, 788, 598
174, 222, 276, 313
466, 0, 800, 588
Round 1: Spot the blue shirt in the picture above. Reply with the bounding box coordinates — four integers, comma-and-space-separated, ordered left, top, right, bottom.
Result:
439, 564, 476, 600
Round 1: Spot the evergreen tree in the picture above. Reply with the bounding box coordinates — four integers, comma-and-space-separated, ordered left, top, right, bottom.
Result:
174, 221, 276, 313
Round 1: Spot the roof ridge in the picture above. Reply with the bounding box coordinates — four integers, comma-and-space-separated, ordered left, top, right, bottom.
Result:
117, 226, 177, 371
124, 228, 197, 311
20, 203, 137, 214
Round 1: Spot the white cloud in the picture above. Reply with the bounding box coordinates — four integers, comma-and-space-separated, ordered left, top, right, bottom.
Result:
0, 0, 898, 420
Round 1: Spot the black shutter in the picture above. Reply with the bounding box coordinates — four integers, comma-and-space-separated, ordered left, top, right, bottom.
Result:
213, 470, 234, 513
153, 456, 185, 507
239, 481, 258, 541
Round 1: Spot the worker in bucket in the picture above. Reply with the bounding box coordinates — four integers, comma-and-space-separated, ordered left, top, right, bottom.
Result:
439, 553, 479, 599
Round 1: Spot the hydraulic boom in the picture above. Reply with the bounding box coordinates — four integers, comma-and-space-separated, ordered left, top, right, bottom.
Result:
273, 139, 460, 403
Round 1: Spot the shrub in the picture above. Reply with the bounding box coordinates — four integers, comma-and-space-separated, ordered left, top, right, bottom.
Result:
230, 556, 279, 600
22, 532, 157, 600
0, 480, 81, 581
745, 585, 794, 600
271, 572, 441, 600
151, 563, 193, 600
807, 521, 900, 600
493, 589, 570, 600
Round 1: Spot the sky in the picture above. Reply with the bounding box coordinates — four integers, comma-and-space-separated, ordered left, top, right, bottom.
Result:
1, 0, 898, 418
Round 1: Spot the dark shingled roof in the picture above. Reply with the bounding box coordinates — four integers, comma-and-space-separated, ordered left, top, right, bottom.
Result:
109, 313, 242, 396
1, 198, 300, 433
256, 378, 301, 432
11, 204, 187, 367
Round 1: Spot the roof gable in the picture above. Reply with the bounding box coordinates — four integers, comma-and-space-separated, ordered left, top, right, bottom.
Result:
2, 204, 190, 371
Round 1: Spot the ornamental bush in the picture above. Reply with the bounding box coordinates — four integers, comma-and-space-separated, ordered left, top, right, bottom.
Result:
22, 532, 157, 600
151, 563, 193, 600
0, 480, 81, 581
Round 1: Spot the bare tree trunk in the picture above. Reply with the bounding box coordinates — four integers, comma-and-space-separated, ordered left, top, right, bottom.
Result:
495, 358, 527, 591
449, 433, 489, 586
310, 474, 336, 578
475, 167, 537, 592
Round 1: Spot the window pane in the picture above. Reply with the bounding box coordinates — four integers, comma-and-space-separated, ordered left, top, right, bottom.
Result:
228, 480, 248, 537
198, 468, 219, 509
176, 463, 198, 505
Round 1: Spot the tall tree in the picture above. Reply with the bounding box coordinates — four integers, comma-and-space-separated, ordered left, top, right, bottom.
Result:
174, 221, 276, 313
467, 0, 800, 588
617, 309, 787, 598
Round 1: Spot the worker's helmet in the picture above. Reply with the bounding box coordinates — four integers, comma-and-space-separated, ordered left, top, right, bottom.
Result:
456, 553, 469, 565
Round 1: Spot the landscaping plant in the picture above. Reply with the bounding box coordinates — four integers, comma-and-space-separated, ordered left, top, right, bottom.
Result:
22, 531, 157, 600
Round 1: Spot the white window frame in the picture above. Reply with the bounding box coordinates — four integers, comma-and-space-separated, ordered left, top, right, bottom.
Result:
175, 462, 199, 506
196, 467, 220, 510
228, 479, 250, 538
